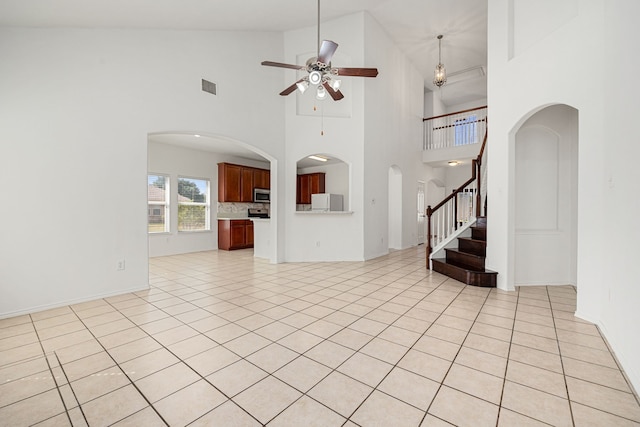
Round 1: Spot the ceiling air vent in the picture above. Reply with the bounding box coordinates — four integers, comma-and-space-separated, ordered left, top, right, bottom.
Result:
202, 79, 217, 95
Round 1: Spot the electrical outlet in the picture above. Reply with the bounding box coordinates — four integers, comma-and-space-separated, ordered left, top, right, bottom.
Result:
117, 259, 126, 271
316, 241, 321, 247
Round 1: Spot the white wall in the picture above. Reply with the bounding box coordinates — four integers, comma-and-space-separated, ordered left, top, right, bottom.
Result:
147, 142, 270, 257
0, 28, 285, 317
487, 0, 640, 392
283, 14, 366, 262
282, 13, 423, 260
363, 13, 425, 254
446, 98, 488, 114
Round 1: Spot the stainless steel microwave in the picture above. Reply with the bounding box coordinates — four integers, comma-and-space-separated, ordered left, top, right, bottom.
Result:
253, 188, 270, 203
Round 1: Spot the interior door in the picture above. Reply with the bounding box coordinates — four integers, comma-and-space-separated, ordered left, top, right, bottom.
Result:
417, 181, 425, 244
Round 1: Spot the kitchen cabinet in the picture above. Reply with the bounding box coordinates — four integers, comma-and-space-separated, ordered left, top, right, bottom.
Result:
218, 163, 269, 203
241, 167, 253, 202
218, 219, 254, 250
253, 168, 270, 190
296, 172, 325, 204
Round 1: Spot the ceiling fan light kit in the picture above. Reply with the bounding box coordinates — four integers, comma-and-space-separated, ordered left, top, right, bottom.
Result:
296, 80, 309, 93
261, 0, 378, 101
316, 85, 327, 100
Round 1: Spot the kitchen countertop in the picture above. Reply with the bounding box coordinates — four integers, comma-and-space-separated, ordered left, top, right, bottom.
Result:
217, 217, 271, 221
295, 211, 354, 215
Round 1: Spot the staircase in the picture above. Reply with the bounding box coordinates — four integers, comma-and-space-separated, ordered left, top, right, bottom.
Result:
431, 216, 497, 287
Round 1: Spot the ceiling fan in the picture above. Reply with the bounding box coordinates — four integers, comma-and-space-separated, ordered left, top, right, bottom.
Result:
261, 0, 378, 101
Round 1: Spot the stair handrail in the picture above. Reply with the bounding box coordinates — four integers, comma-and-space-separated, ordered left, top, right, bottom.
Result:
426, 119, 488, 266
423, 105, 488, 122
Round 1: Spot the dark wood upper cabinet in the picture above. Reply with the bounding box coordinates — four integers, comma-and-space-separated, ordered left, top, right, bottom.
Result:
218, 163, 242, 202
218, 163, 270, 203
241, 167, 254, 202
296, 172, 325, 204
253, 168, 270, 190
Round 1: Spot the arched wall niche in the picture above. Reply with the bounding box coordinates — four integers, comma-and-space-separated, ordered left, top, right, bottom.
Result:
295, 153, 350, 211
510, 104, 578, 286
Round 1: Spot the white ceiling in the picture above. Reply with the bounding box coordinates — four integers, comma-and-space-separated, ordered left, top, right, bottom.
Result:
1, 0, 487, 161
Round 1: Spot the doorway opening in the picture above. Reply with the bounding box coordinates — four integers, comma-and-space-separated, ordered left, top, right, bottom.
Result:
388, 165, 402, 250
146, 132, 278, 285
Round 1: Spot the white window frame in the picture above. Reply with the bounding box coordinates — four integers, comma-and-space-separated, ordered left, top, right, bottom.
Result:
454, 114, 478, 146
148, 174, 170, 233
177, 176, 210, 232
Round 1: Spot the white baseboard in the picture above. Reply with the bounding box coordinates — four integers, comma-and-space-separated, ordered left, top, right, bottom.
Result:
0, 285, 150, 320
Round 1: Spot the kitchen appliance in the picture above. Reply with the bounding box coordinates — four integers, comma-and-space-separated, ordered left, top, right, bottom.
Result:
311, 193, 343, 212
248, 208, 270, 218
253, 188, 270, 203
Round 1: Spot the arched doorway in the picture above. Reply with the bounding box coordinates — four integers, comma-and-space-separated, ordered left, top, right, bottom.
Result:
146, 132, 279, 281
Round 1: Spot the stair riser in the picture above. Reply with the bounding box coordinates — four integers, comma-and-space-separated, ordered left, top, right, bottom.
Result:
432, 259, 497, 287
458, 239, 486, 257
476, 216, 487, 227
432, 259, 468, 283
445, 249, 485, 270
471, 227, 486, 241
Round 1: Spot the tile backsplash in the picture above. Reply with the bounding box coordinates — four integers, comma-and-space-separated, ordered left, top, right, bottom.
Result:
217, 202, 268, 218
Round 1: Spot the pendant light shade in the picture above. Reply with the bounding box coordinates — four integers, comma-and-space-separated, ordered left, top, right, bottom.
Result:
433, 35, 447, 87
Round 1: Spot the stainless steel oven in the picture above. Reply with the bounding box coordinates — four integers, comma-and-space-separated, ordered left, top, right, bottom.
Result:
253, 188, 270, 203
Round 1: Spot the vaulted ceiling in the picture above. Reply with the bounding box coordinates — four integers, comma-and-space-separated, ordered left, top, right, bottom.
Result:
2, 0, 487, 161
0, 0, 487, 107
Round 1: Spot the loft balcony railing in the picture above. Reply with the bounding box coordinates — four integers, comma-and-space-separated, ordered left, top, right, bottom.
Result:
423, 106, 487, 151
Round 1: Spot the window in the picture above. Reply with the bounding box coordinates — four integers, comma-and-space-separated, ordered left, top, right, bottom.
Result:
454, 114, 478, 146
178, 177, 210, 231
148, 174, 169, 233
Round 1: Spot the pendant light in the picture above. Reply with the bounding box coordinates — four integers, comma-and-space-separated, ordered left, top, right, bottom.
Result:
433, 35, 447, 88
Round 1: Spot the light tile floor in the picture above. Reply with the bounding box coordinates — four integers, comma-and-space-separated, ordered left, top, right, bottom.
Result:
1, 247, 639, 426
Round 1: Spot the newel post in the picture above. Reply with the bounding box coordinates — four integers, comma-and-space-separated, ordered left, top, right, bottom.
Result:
426, 205, 433, 268
475, 158, 482, 217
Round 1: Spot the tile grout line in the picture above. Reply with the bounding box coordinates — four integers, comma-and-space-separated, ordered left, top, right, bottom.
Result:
67, 304, 172, 427
5, 249, 639, 426
417, 282, 495, 426
49, 351, 87, 426
240, 267, 452, 425
549, 286, 640, 424
547, 286, 576, 426
97, 297, 265, 427
493, 286, 557, 426
494, 285, 519, 427
26, 312, 77, 426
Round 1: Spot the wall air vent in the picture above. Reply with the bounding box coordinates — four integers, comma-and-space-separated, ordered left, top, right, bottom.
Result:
202, 79, 217, 95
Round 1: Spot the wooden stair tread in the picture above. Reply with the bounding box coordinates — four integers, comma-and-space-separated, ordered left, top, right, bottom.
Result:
457, 237, 486, 244
435, 257, 490, 272
444, 248, 484, 260
432, 258, 497, 287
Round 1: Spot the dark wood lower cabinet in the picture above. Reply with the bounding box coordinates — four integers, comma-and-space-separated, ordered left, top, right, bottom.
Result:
218, 219, 254, 250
